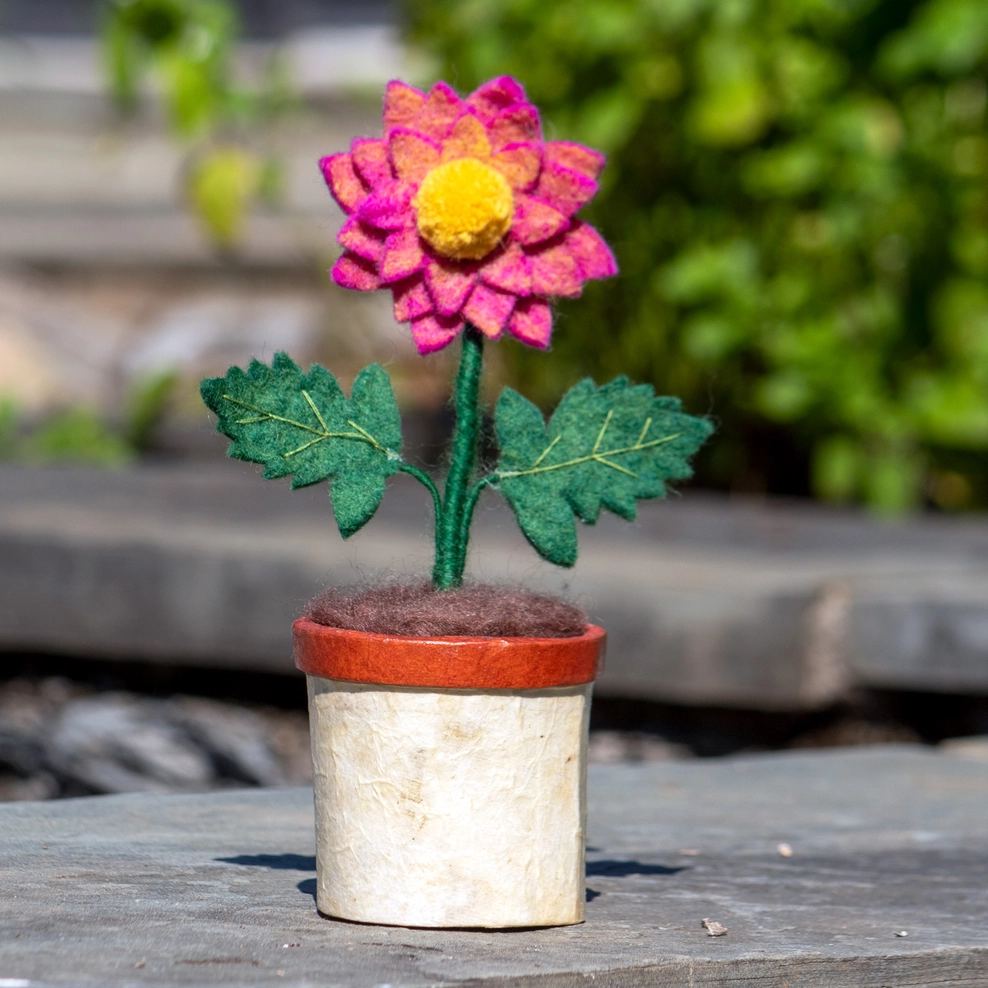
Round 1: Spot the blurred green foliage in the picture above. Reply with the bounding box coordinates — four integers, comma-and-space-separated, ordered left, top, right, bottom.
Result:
407, 0, 988, 512
0, 372, 179, 467
101, 0, 291, 250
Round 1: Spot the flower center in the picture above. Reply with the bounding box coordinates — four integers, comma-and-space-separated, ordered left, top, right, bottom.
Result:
413, 158, 514, 261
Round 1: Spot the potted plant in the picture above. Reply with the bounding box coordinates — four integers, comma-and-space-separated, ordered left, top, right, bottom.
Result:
200, 76, 711, 929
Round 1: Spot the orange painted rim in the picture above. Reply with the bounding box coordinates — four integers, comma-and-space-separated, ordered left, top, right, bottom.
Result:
293, 618, 605, 689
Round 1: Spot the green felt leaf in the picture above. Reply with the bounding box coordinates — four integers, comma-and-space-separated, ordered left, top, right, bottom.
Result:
494, 377, 714, 566
200, 353, 402, 538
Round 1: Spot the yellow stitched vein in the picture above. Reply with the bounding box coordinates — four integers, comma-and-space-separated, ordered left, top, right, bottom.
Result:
499, 430, 682, 480
302, 390, 330, 432
221, 394, 384, 457
346, 419, 387, 453
532, 434, 561, 468
592, 409, 613, 454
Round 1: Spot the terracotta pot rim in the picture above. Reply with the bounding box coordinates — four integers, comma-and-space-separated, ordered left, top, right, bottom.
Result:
296, 617, 602, 646
293, 617, 604, 690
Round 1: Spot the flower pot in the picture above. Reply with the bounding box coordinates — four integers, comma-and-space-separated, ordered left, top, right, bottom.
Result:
293, 617, 605, 929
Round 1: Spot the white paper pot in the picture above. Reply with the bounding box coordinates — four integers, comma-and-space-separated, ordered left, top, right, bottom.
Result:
294, 619, 605, 929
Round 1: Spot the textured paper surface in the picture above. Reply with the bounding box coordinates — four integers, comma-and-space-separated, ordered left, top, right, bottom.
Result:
307, 678, 591, 928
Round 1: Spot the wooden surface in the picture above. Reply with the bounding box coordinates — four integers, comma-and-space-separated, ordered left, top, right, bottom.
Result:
1, 745, 986, 987
4, 463, 988, 709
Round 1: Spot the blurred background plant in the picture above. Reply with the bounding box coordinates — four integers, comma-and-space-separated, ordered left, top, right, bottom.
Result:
0, 372, 179, 467
406, 0, 988, 513
101, 0, 292, 250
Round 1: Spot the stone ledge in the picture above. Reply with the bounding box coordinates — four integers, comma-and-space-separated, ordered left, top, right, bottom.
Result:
0, 746, 986, 987
3, 464, 988, 709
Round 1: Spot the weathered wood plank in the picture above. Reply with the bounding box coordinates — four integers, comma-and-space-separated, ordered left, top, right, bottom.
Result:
0, 747, 985, 987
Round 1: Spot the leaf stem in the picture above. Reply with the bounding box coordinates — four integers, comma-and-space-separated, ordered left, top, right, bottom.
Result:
454, 475, 492, 578
433, 326, 484, 589
399, 462, 443, 528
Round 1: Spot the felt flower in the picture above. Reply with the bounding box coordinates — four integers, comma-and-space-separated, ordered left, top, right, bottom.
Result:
320, 76, 617, 354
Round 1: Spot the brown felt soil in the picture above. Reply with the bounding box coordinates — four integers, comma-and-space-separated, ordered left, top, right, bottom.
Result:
305, 582, 587, 638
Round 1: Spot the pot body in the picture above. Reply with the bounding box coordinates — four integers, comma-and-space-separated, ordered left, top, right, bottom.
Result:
295, 619, 604, 929
306, 676, 591, 928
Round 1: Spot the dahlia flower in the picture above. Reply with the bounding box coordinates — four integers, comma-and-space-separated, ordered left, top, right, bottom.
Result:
320, 76, 617, 354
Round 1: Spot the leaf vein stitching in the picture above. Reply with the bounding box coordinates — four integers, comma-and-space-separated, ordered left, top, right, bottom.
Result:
498, 429, 683, 480
221, 394, 388, 457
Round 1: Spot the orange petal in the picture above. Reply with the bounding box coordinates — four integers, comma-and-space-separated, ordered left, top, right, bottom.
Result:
508, 298, 553, 348
332, 253, 380, 292
463, 283, 516, 337
441, 113, 492, 162
491, 142, 541, 191
528, 240, 583, 298
319, 154, 367, 214
489, 104, 541, 150
480, 241, 531, 295
392, 276, 433, 323
512, 194, 569, 245
466, 76, 528, 124
535, 161, 598, 217
564, 220, 618, 280
380, 228, 426, 283
384, 80, 425, 130
350, 138, 392, 189
544, 141, 605, 181
425, 257, 477, 316
410, 313, 463, 354
416, 82, 465, 140
389, 128, 441, 183
337, 217, 385, 262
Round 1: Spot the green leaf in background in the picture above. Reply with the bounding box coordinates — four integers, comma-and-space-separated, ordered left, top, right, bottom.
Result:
187, 146, 262, 250
0, 398, 21, 460
28, 409, 132, 467
494, 378, 713, 566
405, 0, 988, 513
124, 369, 180, 452
100, 0, 288, 254
200, 354, 403, 538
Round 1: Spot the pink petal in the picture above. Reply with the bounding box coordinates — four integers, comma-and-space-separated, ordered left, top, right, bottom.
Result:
440, 112, 492, 162
384, 80, 426, 131
512, 194, 570, 245
388, 127, 442, 183
479, 240, 531, 295
491, 141, 541, 191
466, 76, 528, 124
416, 82, 465, 140
528, 240, 583, 298
425, 257, 477, 317
544, 141, 605, 181
319, 154, 368, 214
379, 228, 426, 283
410, 313, 464, 354
564, 220, 618, 280
337, 216, 386, 262
536, 161, 598, 217
392, 276, 433, 323
508, 298, 553, 348
355, 182, 415, 231
331, 252, 380, 292
350, 137, 393, 189
488, 104, 542, 150
463, 283, 516, 338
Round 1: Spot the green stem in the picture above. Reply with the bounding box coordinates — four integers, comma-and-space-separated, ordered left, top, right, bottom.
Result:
399, 462, 443, 530
433, 325, 484, 589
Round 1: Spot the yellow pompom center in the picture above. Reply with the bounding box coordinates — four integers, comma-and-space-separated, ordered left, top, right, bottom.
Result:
413, 158, 514, 261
